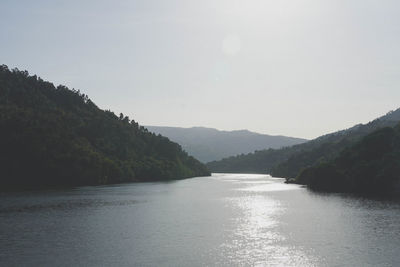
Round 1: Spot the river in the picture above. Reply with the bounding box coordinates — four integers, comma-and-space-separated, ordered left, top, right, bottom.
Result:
1, 173, 400, 266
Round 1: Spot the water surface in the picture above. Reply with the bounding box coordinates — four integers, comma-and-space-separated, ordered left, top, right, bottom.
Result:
1, 173, 400, 266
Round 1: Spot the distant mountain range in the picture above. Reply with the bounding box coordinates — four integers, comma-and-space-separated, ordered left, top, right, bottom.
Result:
207, 108, 400, 180
145, 126, 308, 162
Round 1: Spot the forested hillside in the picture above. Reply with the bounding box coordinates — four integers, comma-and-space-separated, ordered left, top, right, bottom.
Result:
0, 65, 210, 189
296, 125, 400, 194
207, 109, 400, 178
146, 126, 307, 162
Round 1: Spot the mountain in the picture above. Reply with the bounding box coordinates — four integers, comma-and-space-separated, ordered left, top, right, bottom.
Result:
0, 65, 210, 190
145, 126, 308, 162
207, 108, 400, 177
296, 124, 400, 195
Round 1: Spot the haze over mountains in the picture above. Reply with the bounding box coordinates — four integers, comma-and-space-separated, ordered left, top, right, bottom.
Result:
146, 126, 307, 162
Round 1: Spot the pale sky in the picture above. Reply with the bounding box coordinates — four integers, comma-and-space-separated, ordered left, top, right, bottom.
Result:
1, 0, 400, 139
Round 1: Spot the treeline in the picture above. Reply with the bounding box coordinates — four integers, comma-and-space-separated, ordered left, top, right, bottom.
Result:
297, 125, 400, 194
0, 65, 210, 189
207, 108, 400, 185
206, 147, 298, 174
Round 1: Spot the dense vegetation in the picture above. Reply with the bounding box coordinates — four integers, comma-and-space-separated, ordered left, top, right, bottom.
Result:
207, 109, 400, 179
146, 126, 307, 162
296, 125, 400, 194
0, 65, 210, 189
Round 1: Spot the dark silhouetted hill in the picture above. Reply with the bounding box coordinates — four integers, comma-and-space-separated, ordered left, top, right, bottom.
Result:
296, 124, 400, 195
0, 65, 210, 190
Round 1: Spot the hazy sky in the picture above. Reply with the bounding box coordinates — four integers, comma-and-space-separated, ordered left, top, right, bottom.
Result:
1, 0, 400, 139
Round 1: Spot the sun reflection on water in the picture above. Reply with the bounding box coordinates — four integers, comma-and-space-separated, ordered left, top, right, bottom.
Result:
215, 173, 316, 266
